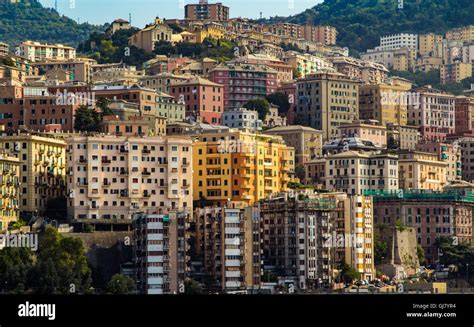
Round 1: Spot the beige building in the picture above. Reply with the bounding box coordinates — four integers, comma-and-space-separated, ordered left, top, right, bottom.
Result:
398, 150, 448, 191
33, 58, 97, 84
18, 41, 76, 62
0, 42, 9, 57
416, 142, 462, 183
106, 18, 131, 35
140, 73, 191, 94
296, 71, 359, 141
264, 125, 323, 166
66, 135, 193, 225
130, 18, 173, 53
338, 121, 387, 148
0, 134, 66, 214
446, 26, 474, 42
440, 62, 473, 84
0, 154, 20, 230
386, 124, 420, 150
92, 66, 145, 85
359, 81, 412, 126
325, 151, 399, 195
419, 33, 443, 56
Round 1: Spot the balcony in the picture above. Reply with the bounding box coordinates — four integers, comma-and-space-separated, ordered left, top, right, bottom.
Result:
77, 181, 88, 187
142, 148, 151, 155
142, 170, 151, 176
182, 160, 190, 166
119, 169, 129, 176
101, 158, 111, 165
77, 158, 88, 164
143, 191, 151, 198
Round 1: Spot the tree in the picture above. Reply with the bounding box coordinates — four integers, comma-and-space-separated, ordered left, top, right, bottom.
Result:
295, 165, 306, 182
106, 274, 135, 294
184, 279, 202, 295
435, 236, 474, 269
417, 245, 427, 266
339, 262, 360, 284
96, 97, 114, 117
74, 105, 101, 132
243, 98, 270, 120
374, 239, 388, 265
32, 227, 92, 294
0, 247, 34, 293
266, 92, 290, 114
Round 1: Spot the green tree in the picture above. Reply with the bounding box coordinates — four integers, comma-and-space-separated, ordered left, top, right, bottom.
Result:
266, 92, 290, 114
243, 98, 270, 120
184, 279, 202, 295
74, 105, 101, 132
0, 247, 34, 293
417, 245, 427, 266
96, 97, 114, 117
374, 238, 388, 265
295, 165, 306, 182
339, 262, 360, 284
106, 274, 135, 294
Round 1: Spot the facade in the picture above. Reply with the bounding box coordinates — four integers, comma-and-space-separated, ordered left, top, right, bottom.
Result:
419, 33, 443, 57
386, 124, 420, 150
338, 121, 387, 148
408, 86, 456, 142
296, 71, 359, 141
106, 18, 131, 35
0, 134, 66, 214
156, 92, 185, 123
263, 125, 323, 165
359, 81, 412, 126
133, 212, 189, 294
440, 62, 473, 84
18, 41, 76, 62
0, 42, 9, 57
260, 192, 374, 289
194, 206, 262, 291
415, 142, 462, 183
455, 133, 474, 182
370, 190, 474, 263
66, 135, 193, 225
185, 1, 229, 21
221, 108, 262, 132
0, 154, 20, 230
169, 77, 223, 125
192, 130, 295, 206
378, 33, 418, 51
232, 54, 293, 85
208, 63, 278, 111
454, 96, 474, 134
361, 48, 417, 72
140, 73, 191, 94
324, 151, 399, 195
130, 18, 173, 52
33, 58, 96, 84
282, 51, 334, 79
398, 150, 448, 191
446, 26, 474, 42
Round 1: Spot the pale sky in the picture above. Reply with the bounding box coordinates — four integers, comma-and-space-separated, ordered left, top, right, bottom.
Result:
39, 0, 321, 27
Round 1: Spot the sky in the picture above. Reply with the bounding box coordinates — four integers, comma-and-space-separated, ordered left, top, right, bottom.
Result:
39, 0, 322, 27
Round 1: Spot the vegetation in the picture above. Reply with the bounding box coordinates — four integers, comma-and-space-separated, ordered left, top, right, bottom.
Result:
243, 98, 270, 120
436, 236, 474, 270
0, 227, 92, 294
78, 29, 155, 68
153, 37, 238, 62
0, 0, 104, 47
417, 245, 427, 266
266, 92, 290, 114
184, 279, 202, 295
374, 238, 388, 265
74, 106, 102, 132
106, 274, 136, 294
339, 262, 360, 284
267, 0, 474, 52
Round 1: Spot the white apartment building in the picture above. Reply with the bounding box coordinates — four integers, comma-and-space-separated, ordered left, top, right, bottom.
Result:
66, 135, 193, 224
378, 33, 418, 51
17, 41, 76, 62
133, 212, 189, 294
325, 151, 399, 195
221, 108, 262, 132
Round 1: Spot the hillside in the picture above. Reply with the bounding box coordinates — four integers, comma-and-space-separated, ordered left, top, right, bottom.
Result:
272, 0, 474, 52
0, 0, 105, 48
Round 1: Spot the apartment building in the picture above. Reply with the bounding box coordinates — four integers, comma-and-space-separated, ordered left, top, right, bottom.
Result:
66, 135, 193, 226
192, 130, 295, 206
140, 73, 191, 94
311, 25, 338, 46
133, 212, 189, 294
446, 26, 474, 42
455, 96, 474, 134
260, 192, 374, 289
359, 81, 412, 126
194, 206, 262, 291
304, 158, 326, 186
0, 85, 23, 132
185, 1, 229, 21
208, 63, 278, 111
296, 71, 359, 141
232, 54, 293, 85
17, 41, 76, 62
129, 18, 173, 52
329, 56, 388, 85
440, 62, 473, 84
452, 133, 474, 182
0, 42, 9, 57
338, 121, 387, 148
398, 150, 448, 191
416, 142, 462, 183
169, 77, 223, 125
378, 33, 418, 51
156, 92, 185, 123
282, 51, 334, 79
386, 123, 420, 150
92, 66, 145, 86
263, 125, 323, 165
0, 154, 20, 230
408, 86, 456, 141
419, 33, 443, 57
362, 48, 417, 72
221, 108, 262, 132
32, 58, 97, 84
370, 189, 474, 263
325, 151, 399, 195
0, 134, 66, 215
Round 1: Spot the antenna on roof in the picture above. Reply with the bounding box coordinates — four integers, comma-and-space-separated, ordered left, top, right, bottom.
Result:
129, 13, 132, 25
54, 0, 58, 11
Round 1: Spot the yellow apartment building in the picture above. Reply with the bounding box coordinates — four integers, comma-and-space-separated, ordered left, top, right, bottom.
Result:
398, 150, 448, 191
192, 130, 295, 206
0, 134, 67, 215
0, 154, 20, 230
